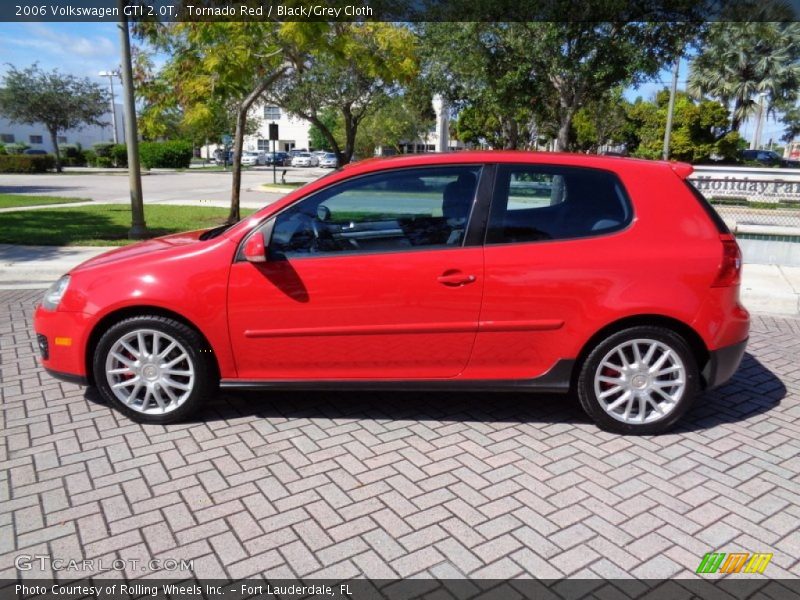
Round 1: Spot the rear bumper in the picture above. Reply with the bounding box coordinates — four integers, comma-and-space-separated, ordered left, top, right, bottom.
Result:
703, 337, 748, 389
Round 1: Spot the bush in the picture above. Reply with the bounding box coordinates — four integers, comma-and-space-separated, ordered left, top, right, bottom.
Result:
94, 156, 113, 168
0, 144, 5, 155
4, 143, 29, 155
0, 154, 55, 173
83, 149, 97, 167
60, 144, 86, 167
111, 144, 128, 168
138, 140, 193, 169
93, 142, 115, 158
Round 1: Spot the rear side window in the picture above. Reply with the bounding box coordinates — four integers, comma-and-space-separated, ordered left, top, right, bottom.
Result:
486, 165, 632, 244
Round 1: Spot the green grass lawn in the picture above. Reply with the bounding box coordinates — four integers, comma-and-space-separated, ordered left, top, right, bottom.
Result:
0, 204, 256, 246
0, 193, 88, 209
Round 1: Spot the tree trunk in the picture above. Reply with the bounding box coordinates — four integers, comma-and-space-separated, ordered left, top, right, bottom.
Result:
48, 128, 62, 173
227, 68, 287, 224
556, 111, 574, 152
342, 106, 356, 165
308, 115, 343, 165
228, 105, 247, 224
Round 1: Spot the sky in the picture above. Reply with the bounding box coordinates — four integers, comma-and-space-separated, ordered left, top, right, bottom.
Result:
0, 22, 787, 146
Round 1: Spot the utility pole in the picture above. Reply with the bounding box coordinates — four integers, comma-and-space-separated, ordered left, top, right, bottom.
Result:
117, 2, 147, 239
662, 55, 680, 160
98, 70, 120, 144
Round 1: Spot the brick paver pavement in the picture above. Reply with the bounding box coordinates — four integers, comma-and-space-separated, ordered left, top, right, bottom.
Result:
1, 289, 799, 580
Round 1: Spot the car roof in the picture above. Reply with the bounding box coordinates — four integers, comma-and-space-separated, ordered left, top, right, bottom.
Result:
341, 150, 687, 178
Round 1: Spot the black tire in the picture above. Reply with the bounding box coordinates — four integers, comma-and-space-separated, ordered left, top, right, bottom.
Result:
93, 315, 216, 423
576, 325, 700, 435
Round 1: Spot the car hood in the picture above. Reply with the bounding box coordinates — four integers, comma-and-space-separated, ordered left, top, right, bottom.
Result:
71, 229, 208, 272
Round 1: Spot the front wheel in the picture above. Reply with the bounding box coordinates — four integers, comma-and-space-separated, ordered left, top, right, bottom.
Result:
577, 326, 700, 435
93, 316, 216, 423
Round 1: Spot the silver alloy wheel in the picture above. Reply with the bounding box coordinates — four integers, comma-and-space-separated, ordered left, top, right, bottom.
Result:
104, 328, 195, 415
593, 338, 686, 425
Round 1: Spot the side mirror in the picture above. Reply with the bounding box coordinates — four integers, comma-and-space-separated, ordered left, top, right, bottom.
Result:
243, 232, 267, 263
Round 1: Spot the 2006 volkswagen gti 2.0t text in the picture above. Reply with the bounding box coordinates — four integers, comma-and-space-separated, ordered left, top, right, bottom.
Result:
33, 152, 749, 434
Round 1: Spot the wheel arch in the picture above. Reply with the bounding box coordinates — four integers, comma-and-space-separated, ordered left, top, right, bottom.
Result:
85, 305, 220, 386
572, 314, 710, 389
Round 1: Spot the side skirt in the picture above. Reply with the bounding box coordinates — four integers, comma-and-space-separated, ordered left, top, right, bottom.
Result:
220, 360, 575, 394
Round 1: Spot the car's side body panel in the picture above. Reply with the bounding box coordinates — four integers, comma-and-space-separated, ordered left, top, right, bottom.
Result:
32, 151, 749, 397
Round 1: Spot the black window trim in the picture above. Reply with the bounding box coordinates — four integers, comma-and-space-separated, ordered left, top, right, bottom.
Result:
235, 163, 492, 262
482, 163, 635, 247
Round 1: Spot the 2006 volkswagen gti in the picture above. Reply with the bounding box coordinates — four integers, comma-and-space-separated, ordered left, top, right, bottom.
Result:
34, 152, 749, 434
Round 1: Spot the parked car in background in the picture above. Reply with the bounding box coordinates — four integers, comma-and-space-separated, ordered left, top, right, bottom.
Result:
33, 151, 748, 434
265, 152, 291, 166
319, 153, 338, 168
213, 150, 233, 165
23, 148, 48, 155
241, 151, 266, 166
291, 152, 319, 167
740, 149, 799, 167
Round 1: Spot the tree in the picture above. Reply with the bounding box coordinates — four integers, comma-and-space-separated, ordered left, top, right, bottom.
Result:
627, 90, 741, 163
308, 108, 339, 151
778, 102, 800, 143
418, 23, 544, 150
572, 89, 634, 153
520, 22, 700, 151
420, 20, 700, 151
0, 64, 108, 172
353, 93, 436, 157
139, 22, 289, 223
688, 21, 800, 132
271, 22, 418, 165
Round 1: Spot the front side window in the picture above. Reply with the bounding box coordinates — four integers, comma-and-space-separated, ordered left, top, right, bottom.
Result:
486, 165, 631, 244
270, 166, 481, 258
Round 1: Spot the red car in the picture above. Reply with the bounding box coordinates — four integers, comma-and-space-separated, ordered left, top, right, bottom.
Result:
34, 152, 749, 434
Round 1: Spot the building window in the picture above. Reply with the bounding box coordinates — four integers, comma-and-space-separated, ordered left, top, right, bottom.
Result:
1, 134, 15, 143
29, 135, 43, 144
257, 139, 270, 151
57, 136, 67, 144
263, 106, 281, 121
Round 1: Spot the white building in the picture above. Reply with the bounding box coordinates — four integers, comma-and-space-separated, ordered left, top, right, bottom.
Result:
201, 100, 463, 159
0, 104, 124, 152
200, 105, 312, 159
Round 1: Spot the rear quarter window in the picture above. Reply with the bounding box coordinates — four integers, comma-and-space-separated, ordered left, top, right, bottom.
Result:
486, 165, 632, 244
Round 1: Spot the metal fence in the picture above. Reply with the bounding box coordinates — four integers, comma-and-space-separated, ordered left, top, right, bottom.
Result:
689, 167, 800, 232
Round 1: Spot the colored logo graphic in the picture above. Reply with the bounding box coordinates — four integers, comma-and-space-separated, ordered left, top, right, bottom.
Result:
696, 552, 772, 574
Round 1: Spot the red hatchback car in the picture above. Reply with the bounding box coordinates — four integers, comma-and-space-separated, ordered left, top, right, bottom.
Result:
34, 152, 749, 434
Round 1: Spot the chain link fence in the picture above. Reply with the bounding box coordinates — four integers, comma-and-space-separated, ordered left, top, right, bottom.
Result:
689, 171, 800, 232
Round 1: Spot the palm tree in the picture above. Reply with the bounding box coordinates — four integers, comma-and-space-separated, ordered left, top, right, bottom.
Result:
688, 21, 800, 132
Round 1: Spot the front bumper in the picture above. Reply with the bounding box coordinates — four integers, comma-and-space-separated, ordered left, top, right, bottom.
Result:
702, 337, 748, 389
33, 304, 93, 384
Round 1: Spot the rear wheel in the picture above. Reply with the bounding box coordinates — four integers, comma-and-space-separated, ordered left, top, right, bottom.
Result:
93, 316, 215, 423
577, 326, 700, 434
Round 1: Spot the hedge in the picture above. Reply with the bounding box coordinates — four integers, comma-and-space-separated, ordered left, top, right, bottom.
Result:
0, 154, 55, 173
92, 142, 115, 157
3, 143, 29, 155
111, 144, 128, 168
138, 141, 193, 169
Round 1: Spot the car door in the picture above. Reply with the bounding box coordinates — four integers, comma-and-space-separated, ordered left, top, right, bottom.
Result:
467, 163, 634, 380
227, 165, 486, 380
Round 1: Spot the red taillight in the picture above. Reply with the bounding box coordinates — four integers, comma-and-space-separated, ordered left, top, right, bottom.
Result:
712, 234, 742, 287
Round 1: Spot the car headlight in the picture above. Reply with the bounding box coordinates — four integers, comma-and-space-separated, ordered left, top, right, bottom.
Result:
42, 275, 70, 311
